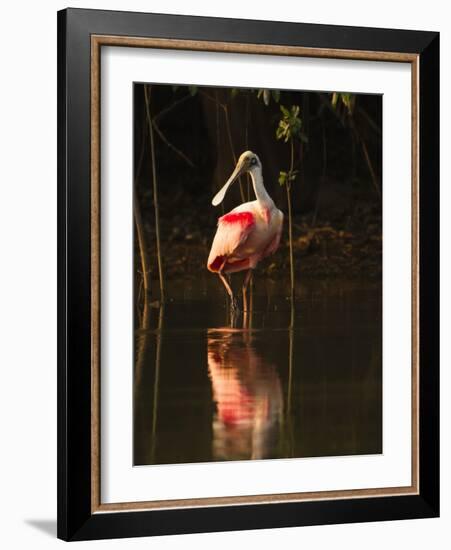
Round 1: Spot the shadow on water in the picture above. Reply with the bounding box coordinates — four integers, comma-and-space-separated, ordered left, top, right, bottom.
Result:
133, 278, 382, 466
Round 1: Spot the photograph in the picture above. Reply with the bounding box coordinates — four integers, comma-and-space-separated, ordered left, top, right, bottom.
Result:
132, 82, 383, 466
54, 6, 440, 541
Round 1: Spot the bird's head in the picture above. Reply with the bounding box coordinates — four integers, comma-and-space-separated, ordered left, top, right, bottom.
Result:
212, 151, 261, 206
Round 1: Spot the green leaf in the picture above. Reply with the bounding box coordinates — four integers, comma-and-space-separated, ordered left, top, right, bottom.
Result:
277, 103, 304, 141
342, 93, 356, 114
230, 88, 239, 99
278, 171, 287, 186
275, 127, 284, 140
263, 89, 271, 106
288, 170, 299, 182
188, 85, 198, 96
280, 105, 290, 117
272, 90, 280, 103
330, 92, 355, 114
331, 92, 338, 108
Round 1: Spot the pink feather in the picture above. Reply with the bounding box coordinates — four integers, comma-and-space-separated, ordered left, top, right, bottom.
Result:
207, 212, 255, 273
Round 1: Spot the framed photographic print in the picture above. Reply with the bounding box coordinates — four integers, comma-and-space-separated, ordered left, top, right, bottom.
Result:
57, 8, 439, 541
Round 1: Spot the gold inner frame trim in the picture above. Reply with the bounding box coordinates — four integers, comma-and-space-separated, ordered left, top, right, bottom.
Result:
90, 34, 420, 514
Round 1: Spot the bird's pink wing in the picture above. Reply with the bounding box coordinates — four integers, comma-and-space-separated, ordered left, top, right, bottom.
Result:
262, 215, 283, 258
207, 212, 255, 272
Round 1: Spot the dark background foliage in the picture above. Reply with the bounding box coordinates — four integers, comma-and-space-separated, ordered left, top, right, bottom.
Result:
133, 84, 382, 287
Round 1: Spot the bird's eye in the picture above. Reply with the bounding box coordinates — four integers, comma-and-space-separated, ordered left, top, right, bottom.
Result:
251, 157, 257, 165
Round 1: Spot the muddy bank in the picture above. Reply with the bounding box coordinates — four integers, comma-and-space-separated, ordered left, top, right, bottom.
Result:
135, 191, 382, 284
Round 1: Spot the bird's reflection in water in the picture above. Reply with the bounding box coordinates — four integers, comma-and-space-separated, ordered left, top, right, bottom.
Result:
207, 329, 283, 461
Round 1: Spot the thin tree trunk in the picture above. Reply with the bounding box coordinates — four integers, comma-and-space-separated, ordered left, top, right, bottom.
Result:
287, 304, 295, 415
244, 93, 254, 316
287, 139, 295, 302
358, 130, 382, 200
245, 93, 252, 202
199, 90, 245, 201
150, 305, 164, 463
286, 152, 296, 451
286, 302, 295, 455
223, 103, 246, 203
151, 116, 194, 168
134, 198, 150, 294
134, 295, 150, 392
287, 131, 296, 442
134, 118, 150, 296
312, 117, 327, 228
144, 85, 165, 303
351, 119, 381, 200
133, 298, 151, 464
300, 93, 309, 188
215, 91, 225, 216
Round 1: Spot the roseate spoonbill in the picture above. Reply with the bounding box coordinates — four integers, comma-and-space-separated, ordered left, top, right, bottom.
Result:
207, 151, 284, 311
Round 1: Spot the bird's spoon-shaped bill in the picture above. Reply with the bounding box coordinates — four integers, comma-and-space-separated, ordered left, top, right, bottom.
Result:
212, 160, 245, 206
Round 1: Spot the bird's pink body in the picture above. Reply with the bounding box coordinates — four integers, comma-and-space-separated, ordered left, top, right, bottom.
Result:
208, 200, 283, 274
207, 151, 283, 310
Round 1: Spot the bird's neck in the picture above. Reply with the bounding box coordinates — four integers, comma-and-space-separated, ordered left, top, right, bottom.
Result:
250, 167, 273, 207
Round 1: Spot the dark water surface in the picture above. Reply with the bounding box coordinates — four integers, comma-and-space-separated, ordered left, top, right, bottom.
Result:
134, 279, 382, 466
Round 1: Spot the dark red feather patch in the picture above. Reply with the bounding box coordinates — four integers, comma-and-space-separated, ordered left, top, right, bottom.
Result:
208, 255, 225, 272
219, 212, 255, 227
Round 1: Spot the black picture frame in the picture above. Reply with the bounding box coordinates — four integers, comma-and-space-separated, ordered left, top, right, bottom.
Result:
57, 7, 439, 541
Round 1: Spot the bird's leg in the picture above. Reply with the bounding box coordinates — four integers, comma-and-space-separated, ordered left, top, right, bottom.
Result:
242, 269, 253, 312
218, 272, 238, 311
230, 306, 239, 329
